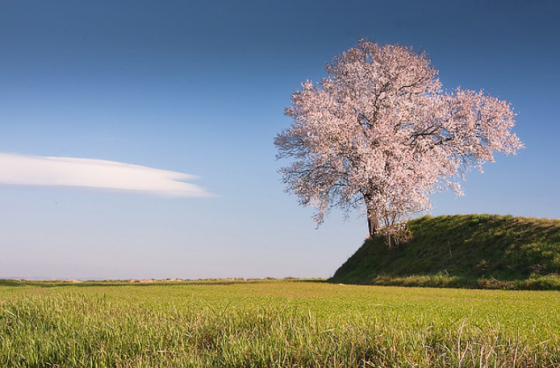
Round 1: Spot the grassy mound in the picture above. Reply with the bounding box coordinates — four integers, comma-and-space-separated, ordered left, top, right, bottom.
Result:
330, 214, 560, 289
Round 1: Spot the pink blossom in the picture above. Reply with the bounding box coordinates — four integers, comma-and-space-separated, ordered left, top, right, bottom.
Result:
275, 40, 523, 242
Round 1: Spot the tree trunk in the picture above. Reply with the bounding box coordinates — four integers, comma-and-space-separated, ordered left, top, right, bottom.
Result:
363, 193, 379, 238
366, 204, 379, 238
367, 217, 379, 238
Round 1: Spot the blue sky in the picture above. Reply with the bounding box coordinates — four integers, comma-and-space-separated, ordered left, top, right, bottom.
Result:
1, 0, 559, 280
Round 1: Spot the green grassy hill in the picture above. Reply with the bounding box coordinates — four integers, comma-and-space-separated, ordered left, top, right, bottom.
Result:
330, 214, 560, 289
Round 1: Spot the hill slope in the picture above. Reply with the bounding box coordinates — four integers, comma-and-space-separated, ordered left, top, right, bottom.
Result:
330, 214, 560, 289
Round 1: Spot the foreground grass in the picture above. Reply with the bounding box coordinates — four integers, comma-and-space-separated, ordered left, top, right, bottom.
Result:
1, 279, 559, 367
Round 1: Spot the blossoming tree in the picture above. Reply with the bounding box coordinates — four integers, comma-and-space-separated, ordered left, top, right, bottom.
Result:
275, 40, 523, 244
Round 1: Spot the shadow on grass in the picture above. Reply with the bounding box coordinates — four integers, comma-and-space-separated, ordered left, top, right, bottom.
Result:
327, 273, 560, 290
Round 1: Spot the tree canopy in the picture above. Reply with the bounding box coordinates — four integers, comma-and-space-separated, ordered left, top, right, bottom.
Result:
275, 40, 523, 243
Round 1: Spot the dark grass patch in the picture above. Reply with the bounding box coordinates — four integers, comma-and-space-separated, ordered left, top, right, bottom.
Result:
330, 214, 560, 289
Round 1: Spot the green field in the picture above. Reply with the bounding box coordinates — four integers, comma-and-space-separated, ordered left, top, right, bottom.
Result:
1, 279, 559, 367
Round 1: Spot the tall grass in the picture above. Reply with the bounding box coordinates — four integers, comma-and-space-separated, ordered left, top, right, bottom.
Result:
1, 280, 559, 367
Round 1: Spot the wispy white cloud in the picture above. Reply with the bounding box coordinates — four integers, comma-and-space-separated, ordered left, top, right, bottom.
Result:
0, 153, 213, 198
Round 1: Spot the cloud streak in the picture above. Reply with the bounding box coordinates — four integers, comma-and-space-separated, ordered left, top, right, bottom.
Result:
0, 153, 213, 197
